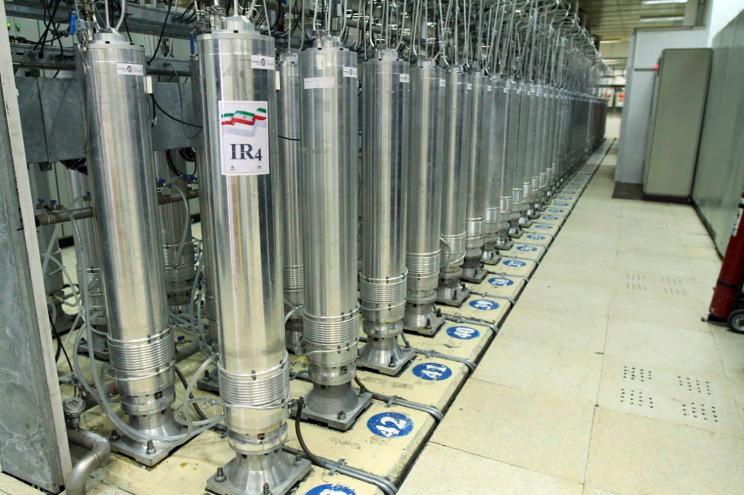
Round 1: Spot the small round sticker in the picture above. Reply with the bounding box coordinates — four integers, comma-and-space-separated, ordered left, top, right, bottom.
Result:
502, 258, 526, 268
305, 485, 356, 495
446, 325, 481, 340
412, 362, 453, 381
468, 299, 500, 311
516, 244, 538, 252
367, 412, 414, 438
488, 277, 514, 287
527, 234, 545, 240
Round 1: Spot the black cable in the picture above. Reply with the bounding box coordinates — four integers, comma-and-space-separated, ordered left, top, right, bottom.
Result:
151, 94, 202, 129
293, 398, 324, 466
148, 0, 173, 64
174, 365, 208, 420
165, 148, 188, 176
49, 311, 73, 372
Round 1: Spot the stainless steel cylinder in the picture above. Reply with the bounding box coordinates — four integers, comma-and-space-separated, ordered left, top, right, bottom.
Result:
436, 65, 471, 306
403, 59, 445, 335
154, 151, 196, 308
461, 70, 489, 282
358, 48, 414, 375
299, 36, 371, 430
79, 31, 179, 459
190, 55, 218, 349
69, 170, 108, 354
277, 52, 304, 355
482, 76, 508, 262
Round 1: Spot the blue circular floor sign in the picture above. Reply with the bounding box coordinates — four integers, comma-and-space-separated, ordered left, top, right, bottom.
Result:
488, 277, 514, 287
503, 258, 526, 268
516, 244, 538, 252
542, 215, 560, 220
305, 485, 356, 495
446, 325, 481, 340
469, 299, 500, 311
367, 412, 414, 438
526, 234, 545, 240
412, 362, 453, 381
534, 224, 551, 229
547, 208, 563, 213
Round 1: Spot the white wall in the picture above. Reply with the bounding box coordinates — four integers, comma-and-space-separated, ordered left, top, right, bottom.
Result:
705, 0, 744, 44
614, 27, 708, 184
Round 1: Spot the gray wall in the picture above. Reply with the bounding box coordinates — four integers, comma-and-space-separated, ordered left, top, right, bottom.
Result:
615, 27, 708, 184
692, 11, 744, 255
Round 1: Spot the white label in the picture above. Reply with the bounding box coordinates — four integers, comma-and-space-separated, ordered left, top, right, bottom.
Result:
343, 66, 358, 78
439, 78, 446, 87
251, 55, 276, 70
275, 70, 281, 91
304, 76, 336, 89
399, 73, 410, 83
487, 85, 493, 92
219, 100, 270, 176
466, 82, 473, 90
116, 63, 144, 76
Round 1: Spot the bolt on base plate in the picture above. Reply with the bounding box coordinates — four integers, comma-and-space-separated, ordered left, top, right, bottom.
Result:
197, 365, 220, 393
357, 341, 416, 376
460, 263, 487, 283
109, 415, 189, 467
206, 450, 311, 495
404, 308, 446, 337
435, 283, 471, 307
481, 247, 501, 266
301, 383, 373, 431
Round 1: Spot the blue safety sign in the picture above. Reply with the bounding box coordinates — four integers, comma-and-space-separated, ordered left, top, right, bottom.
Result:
502, 258, 526, 267
367, 412, 414, 438
305, 485, 356, 495
446, 325, 481, 340
412, 362, 453, 381
488, 277, 514, 287
516, 244, 538, 252
526, 234, 545, 240
534, 224, 552, 229
469, 299, 500, 311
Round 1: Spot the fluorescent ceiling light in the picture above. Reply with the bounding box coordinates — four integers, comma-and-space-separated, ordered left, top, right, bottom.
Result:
639, 15, 685, 23
641, 0, 687, 4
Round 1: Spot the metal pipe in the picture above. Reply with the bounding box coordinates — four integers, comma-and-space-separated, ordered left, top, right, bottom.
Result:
358, 48, 415, 375
277, 52, 305, 355
436, 65, 471, 307
299, 36, 372, 431
403, 58, 446, 336
197, 16, 310, 494
78, 31, 185, 465
66, 429, 111, 495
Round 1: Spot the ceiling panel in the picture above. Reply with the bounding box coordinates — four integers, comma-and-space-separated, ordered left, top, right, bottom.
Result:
580, 0, 688, 41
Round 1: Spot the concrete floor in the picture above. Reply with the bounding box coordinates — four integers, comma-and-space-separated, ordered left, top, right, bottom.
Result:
398, 144, 744, 495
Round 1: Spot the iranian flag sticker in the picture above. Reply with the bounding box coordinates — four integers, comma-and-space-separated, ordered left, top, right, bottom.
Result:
219, 100, 270, 176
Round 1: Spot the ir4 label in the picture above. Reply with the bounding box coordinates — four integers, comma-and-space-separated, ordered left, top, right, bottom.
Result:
219, 100, 270, 176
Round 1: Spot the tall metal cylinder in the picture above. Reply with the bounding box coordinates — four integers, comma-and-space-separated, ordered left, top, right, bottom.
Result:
403, 59, 446, 335
436, 65, 471, 306
358, 48, 414, 375
277, 52, 304, 355
509, 81, 528, 237
299, 36, 372, 430
79, 31, 181, 464
461, 70, 489, 282
482, 76, 509, 264
154, 151, 196, 308
197, 17, 309, 494
69, 170, 108, 356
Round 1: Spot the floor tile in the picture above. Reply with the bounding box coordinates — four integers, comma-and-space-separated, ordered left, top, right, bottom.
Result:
432, 379, 596, 483
585, 408, 744, 495
398, 443, 583, 495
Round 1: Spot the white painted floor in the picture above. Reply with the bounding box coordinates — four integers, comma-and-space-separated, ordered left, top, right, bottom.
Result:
399, 144, 744, 495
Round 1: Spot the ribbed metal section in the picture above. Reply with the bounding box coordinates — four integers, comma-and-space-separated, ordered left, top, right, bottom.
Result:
162, 241, 196, 283
218, 355, 290, 408
303, 309, 359, 345
283, 264, 304, 292
406, 251, 440, 278
440, 232, 466, 267
359, 272, 407, 309
108, 328, 175, 377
